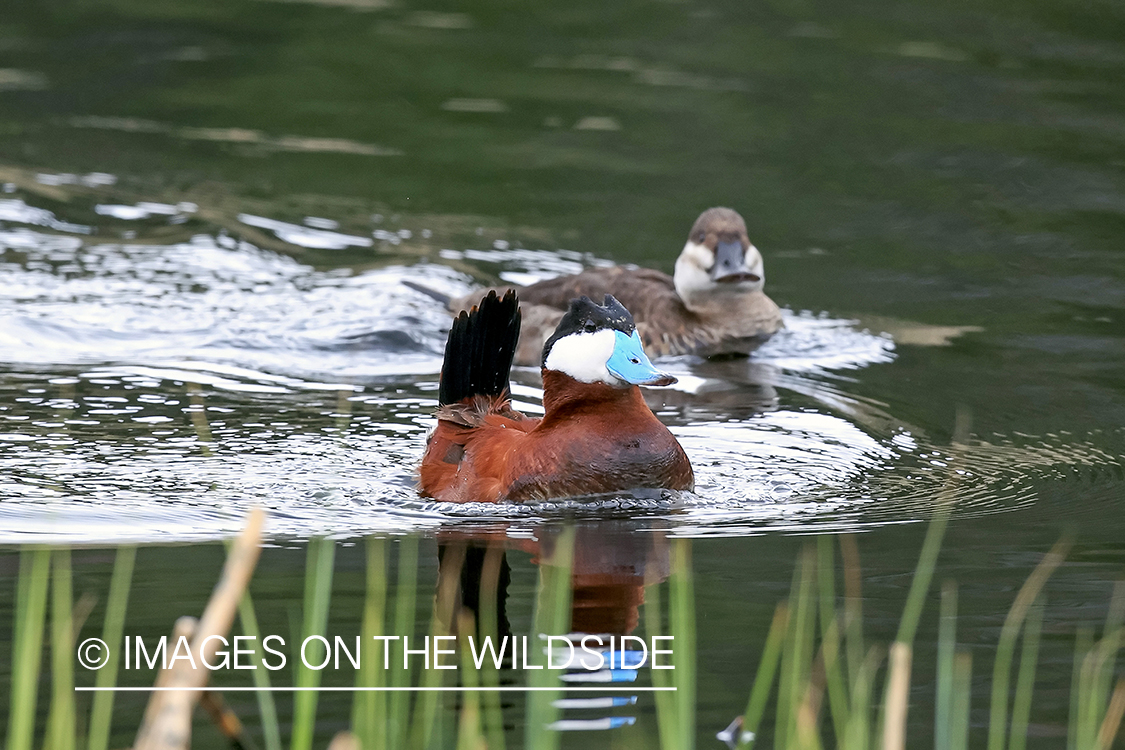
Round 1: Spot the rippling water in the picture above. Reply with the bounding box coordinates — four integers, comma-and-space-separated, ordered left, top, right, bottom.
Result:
2, 214, 1120, 543
2, 3, 1125, 747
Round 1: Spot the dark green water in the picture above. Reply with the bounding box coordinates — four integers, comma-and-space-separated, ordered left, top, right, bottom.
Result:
1, 0, 1123, 746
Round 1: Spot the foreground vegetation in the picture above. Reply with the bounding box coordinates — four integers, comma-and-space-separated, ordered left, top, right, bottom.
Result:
4, 514, 1123, 749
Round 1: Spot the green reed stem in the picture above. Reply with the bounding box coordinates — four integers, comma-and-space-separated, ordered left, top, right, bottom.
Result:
738, 603, 788, 749
237, 587, 283, 750
646, 567, 678, 750
988, 536, 1071, 750
895, 511, 949, 648
950, 651, 973, 750
816, 535, 836, 649
456, 610, 485, 750
1069, 627, 1094, 750
478, 546, 507, 750
43, 548, 75, 750
410, 543, 464, 750
671, 539, 697, 749
87, 545, 136, 750
390, 536, 420, 749
1080, 646, 1102, 750
353, 537, 388, 750
291, 537, 336, 750
839, 533, 865, 694
816, 537, 849, 745
7, 548, 50, 750
1092, 581, 1125, 742
843, 646, 881, 750
1099, 679, 1125, 750
936, 580, 958, 750
524, 526, 575, 750
775, 553, 804, 750
1008, 596, 1044, 750
778, 545, 817, 750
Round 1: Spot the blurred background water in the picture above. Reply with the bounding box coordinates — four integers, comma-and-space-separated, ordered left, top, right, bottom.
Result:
0, 0, 1123, 746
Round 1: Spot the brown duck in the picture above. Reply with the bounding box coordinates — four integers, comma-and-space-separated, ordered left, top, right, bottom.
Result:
411, 207, 783, 366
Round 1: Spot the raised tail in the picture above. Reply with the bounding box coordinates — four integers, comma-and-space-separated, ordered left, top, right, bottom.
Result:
438, 290, 521, 406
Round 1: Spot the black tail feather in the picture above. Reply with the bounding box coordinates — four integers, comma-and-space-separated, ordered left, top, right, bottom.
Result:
438, 290, 521, 406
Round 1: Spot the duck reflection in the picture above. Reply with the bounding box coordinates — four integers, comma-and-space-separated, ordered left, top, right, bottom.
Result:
437, 518, 670, 640
435, 518, 673, 733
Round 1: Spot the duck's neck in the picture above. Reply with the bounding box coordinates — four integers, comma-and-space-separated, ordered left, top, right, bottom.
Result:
540, 369, 647, 425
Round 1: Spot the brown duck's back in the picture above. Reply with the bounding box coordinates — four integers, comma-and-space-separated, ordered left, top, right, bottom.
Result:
452, 266, 782, 364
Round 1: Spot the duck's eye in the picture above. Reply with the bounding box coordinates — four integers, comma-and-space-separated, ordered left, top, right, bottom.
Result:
694, 232, 705, 243
583, 321, 597, 333
630, 357, 640, 364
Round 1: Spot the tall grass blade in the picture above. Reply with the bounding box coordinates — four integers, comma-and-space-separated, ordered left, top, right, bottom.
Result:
795, 676, 825, 750
524, 526, 575, 750
671, 539, 697, 750
775, 551, 807, 750
237, 587, 283, 750
1069, 627, 1094, 750
950, 651, 972, 750
646, 565, 677, 750
988, 536, 1071, 750
353, 537, 388, 750
816, 535, 836, 649
817, 537, 848, 745
456, 610, 485, 750
8, 548, 50, 750
1008, 596, 1044, 750
935, 580, 958, 750
291, 537, 336, 750
43, 548, 76, 750
843, 646, 882, 750
390, 536, 420, 749
737, 603, 789, 749
839, 534, 865, 693
478, 546, 507, 750
411, 543, 465, 750
1091, 581, 1125, 745
87, 545, 137, 750
894, 511, 949, 648
880, 403, 969, 746
1098, 679, 1125, 750
1078, 647, 1101, 750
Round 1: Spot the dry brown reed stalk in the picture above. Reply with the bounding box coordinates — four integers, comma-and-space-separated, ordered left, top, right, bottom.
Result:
133, 506, 266, 750
882, 642, 912, 750
1099, 679, 1125, 750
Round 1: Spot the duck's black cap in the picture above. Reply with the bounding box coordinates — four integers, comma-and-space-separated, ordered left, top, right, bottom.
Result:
541, 294, 636, 366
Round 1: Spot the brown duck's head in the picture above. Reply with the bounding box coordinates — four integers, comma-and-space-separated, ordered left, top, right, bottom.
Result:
673, 207, 765, 309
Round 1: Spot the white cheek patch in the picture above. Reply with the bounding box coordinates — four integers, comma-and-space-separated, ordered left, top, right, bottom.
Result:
746, 244, 765, 285
543, 329, 618, 384
674, 241, 715, 301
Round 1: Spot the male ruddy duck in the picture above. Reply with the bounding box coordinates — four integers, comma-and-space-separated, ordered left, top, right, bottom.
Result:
419, 291, 693, 503
441, 207, 783, 366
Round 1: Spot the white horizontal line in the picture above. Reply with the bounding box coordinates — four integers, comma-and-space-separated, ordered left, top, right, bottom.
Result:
75, 686, 676, 693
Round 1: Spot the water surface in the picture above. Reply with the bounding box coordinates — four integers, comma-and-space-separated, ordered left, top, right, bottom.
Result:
1, 0, 1124, 746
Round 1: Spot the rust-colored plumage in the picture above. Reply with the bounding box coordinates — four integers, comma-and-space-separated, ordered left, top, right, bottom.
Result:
419, 292, 693, 503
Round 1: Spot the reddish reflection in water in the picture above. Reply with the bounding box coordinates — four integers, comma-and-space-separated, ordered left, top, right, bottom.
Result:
437, 520, 670, 638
